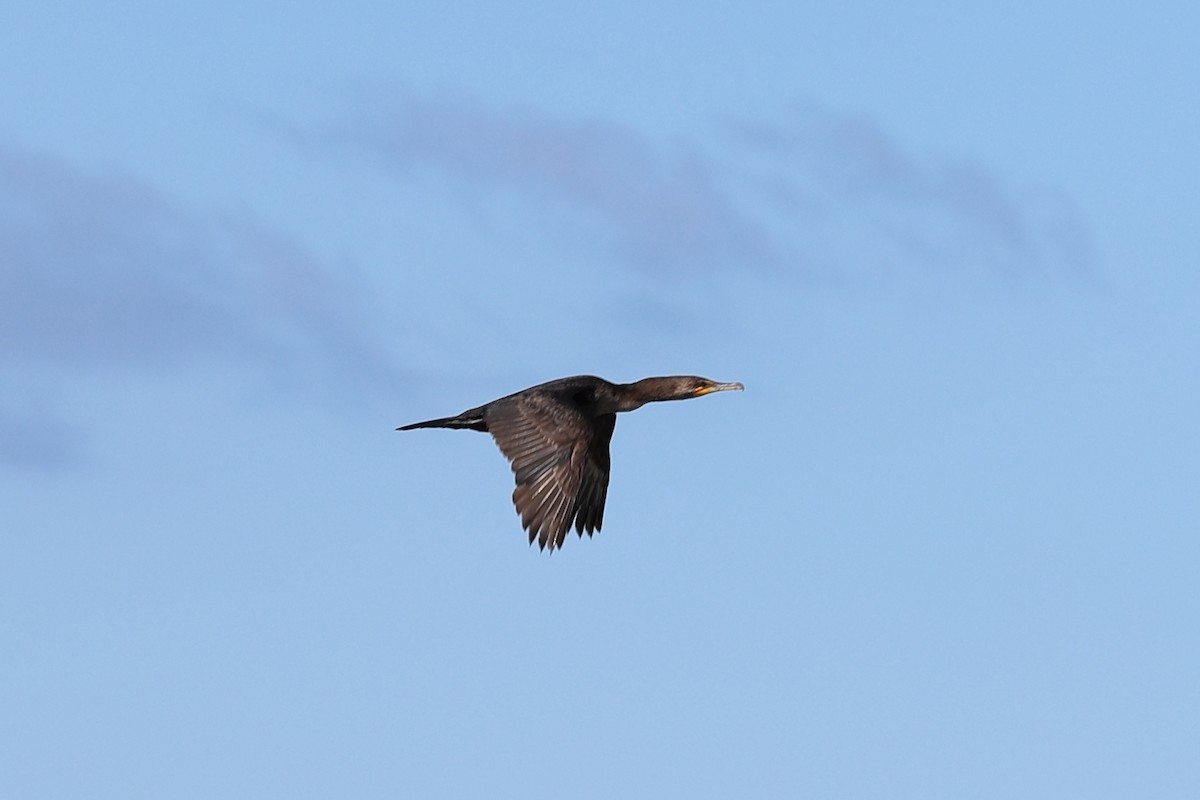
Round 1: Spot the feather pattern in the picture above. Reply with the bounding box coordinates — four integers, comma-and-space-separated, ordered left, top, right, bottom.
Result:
485, 391, 614, 550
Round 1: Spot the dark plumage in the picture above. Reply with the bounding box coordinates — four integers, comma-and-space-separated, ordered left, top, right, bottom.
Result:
397, 375, 744, 551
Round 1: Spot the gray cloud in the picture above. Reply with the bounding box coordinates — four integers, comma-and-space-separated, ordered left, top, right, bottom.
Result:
0, 144, 407, 467
309, 92, 778, 275
306, 90, 1093, 284
726, 101, 1096, 280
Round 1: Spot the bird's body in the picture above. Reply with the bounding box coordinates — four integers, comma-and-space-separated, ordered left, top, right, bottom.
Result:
398, 374, 743, 550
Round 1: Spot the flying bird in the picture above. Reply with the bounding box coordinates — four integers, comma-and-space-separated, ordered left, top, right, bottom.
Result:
397, 375, 744, 551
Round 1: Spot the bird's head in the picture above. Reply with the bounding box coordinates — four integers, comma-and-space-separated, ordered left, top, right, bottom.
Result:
687, 377, 746, 397
624, 375, 745, 407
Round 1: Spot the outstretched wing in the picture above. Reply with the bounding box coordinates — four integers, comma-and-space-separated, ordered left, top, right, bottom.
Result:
485, 393, 614, 551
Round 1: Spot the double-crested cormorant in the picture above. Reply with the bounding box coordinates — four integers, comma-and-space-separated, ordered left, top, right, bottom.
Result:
397, 375, 744, 551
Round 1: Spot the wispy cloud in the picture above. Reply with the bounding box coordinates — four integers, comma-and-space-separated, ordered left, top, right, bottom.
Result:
725, 101, 1096, 281
307, 91, 777, 275
304, 89, 1094, 284
0, 143, 406, 467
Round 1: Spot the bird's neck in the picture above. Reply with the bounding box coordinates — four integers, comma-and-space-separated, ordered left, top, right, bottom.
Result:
613, 394, 649, 413
611, 378, 681, 413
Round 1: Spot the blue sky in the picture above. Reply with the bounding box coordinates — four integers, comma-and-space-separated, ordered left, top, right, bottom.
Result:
3, 2, 1198, 797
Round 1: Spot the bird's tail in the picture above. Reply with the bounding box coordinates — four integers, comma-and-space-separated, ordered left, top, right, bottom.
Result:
396, 411, 486, 432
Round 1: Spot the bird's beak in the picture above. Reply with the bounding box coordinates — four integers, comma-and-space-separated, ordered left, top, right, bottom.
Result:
695, 381, 745, 396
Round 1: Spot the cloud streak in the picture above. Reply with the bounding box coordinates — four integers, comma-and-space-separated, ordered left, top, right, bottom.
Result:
0, 144, 407, 467
726, 101, 1095, 280
307, 89, 1094, 283
310, 92, 778, 275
